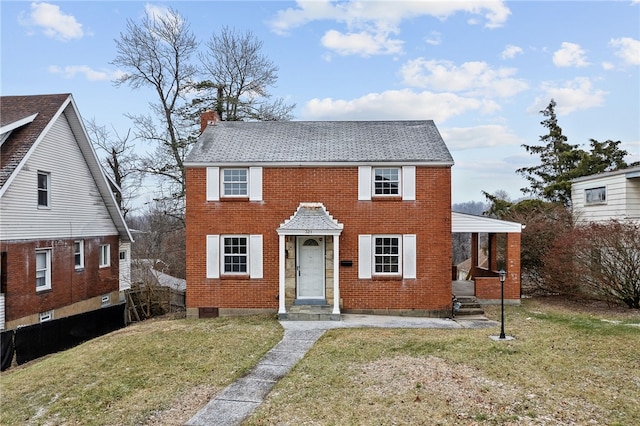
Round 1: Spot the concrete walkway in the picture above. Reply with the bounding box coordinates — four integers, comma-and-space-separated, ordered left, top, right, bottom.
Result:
185, 314, 497, 426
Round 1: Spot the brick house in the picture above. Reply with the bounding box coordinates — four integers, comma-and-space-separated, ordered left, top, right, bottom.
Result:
185, 112, 521, 319
0, 94, 133, 335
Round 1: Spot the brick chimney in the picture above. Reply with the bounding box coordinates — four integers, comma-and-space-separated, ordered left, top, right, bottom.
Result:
200, 110, 220, 133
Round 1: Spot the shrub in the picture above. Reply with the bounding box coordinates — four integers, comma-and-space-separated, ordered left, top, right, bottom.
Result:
545, 220, 640, 308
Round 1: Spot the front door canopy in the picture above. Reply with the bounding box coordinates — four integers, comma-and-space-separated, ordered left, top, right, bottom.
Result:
277, 202, 343, 236
452, 212, 523, 233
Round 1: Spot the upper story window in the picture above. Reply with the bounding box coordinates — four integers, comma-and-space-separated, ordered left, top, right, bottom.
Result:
585, 186, 606, 205
222, 168, 248, 197
206, 167, 262, 201
373, 168, 400, 196
36, 249, 52, 291
37, 171, 50, 207
74, 240, 84, 270
99, 244, 110, 268
358, 166, 415, 201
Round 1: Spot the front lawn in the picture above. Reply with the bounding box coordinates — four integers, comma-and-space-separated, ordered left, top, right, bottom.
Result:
247, 299, 640, 425
0, 315, 283, 426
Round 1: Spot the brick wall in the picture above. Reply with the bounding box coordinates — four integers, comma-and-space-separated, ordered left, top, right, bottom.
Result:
185, 166, 452, 314
1, 235, 120, 324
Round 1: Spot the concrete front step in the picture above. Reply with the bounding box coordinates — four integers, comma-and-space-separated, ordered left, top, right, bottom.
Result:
454, 296, 485, 316
280, 304, 341, 321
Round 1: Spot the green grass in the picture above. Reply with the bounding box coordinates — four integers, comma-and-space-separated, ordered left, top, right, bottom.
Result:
0, 315, 283, 426
246, 300, 640, 425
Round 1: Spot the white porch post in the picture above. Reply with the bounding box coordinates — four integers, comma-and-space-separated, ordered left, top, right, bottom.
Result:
278, 234, 286, 314
332, 235, 340, 315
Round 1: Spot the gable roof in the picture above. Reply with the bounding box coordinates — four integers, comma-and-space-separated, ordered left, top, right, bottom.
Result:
277, 203, 344, 236
0, 93, 133, 242
185, 120, 454, 166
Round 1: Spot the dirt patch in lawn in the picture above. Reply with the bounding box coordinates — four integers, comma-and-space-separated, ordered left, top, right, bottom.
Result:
359, 355, 605, 424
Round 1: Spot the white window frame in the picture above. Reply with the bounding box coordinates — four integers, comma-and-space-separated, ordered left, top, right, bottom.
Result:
585, 186, 606, 205
101, 294, 111, 306
358, 234, 416, 279
74, 240, 84, 270
222, 235, 249, 274
207, 167, 262, 201
222, 168, 249, 197
37, 171, 50, 208
39, 310, 54, 323
206, 234, 263, 279
358, 166, 415, 201
99, 244, 110, 268
36, 249, 52, 291
373, 235, 403, 276
373, 167, 401, 196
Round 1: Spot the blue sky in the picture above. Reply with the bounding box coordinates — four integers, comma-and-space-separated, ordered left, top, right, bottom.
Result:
2, 1, 639, 205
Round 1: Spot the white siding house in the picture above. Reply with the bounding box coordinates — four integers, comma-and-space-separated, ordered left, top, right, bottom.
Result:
0, 93, 133, 332
571, 165, 640, 224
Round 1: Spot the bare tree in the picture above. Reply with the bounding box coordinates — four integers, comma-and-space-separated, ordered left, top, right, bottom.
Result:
111, 7, 199, 219
85, 118, 138, 218
199, 26, 295, 121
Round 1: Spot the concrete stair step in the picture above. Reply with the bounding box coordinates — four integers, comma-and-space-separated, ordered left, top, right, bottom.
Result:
281, 304, 341, 321
454, 295, 485, 316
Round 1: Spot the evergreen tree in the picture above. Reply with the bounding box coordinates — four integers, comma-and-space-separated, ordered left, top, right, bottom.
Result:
516, 99, 584, 206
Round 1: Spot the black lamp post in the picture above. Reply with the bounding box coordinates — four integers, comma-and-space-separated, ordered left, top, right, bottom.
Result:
498, 269, 507, 339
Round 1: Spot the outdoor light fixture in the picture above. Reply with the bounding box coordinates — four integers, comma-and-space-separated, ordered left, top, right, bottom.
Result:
498, 269, 507, 339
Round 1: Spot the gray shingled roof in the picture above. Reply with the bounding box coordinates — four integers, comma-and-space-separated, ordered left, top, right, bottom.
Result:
186, 120, 453, 165
278, 203, 343, 234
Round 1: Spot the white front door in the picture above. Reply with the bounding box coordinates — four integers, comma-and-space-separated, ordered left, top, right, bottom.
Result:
297, 237, 325, 299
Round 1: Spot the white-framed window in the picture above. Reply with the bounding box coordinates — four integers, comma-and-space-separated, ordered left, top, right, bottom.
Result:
37, 171, 50, 207
358, 166, 415, 201
101, 294, 111, 306
39, 310, 53, 323
373, 168, 400, 196
74, 240, 84, 270
222, 168, 248, 197
206, 167, 262, 201
358, 234, 416, 279
119, 250, 127, 261
206, 234, 263, 279
36, 249, 52, 291
585, 186, 606, 205
374, 236, 401, 274
99, 244, 110, 268
223, 236, 248, 273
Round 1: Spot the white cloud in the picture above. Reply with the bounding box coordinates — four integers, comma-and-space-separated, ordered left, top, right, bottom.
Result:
528, 77, 607, 115
48, 65, 122, 81
19, 2, 83, 41
321, 29, 403, 56
553, 42, 589, 68
441, 125, 523, 150
425, 31, 441, 46
501, 44, 523, 59
400, 59, 528, 98
269, 1, 510, 56
301, 89, 500, 122
601, 62, 615, 70
609, 37, 640, 65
